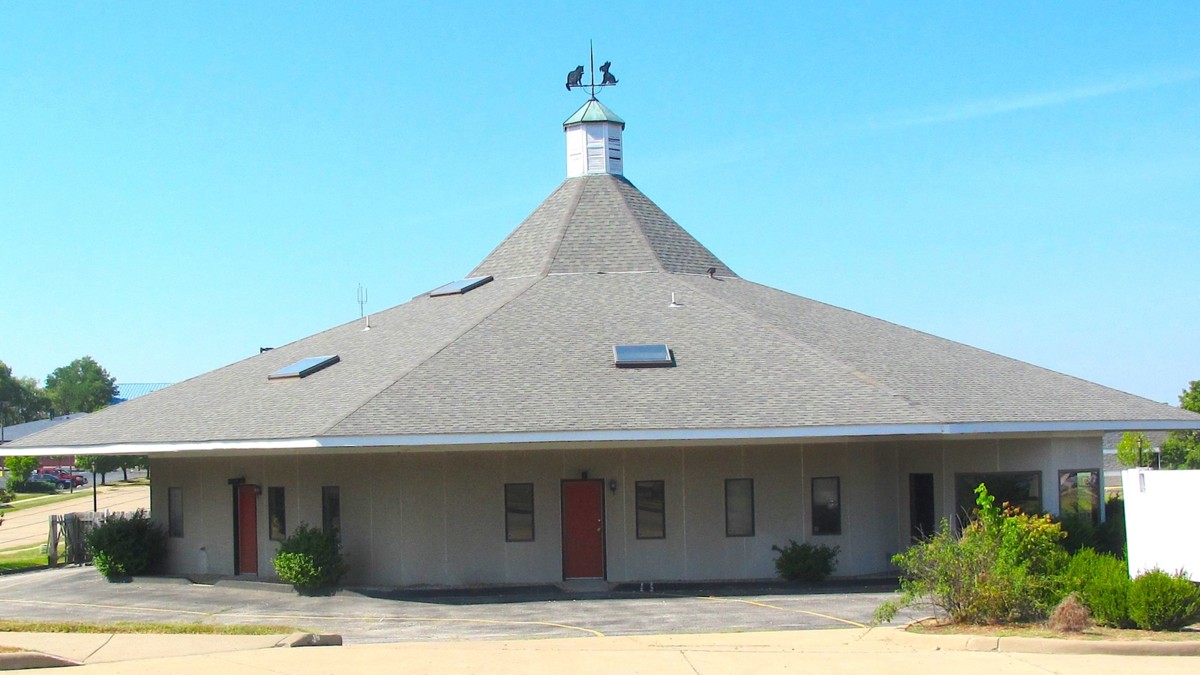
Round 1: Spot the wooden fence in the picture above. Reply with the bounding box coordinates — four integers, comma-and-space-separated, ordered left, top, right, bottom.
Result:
47, 511, 134, 566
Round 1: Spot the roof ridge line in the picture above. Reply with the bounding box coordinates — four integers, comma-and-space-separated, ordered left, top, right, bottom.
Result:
316, 277, 544, 436
673, 274, 944, 422
538, 178, 587, 276
611, 176, 668, 274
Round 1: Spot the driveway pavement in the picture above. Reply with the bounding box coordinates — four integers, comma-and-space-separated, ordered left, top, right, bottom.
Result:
0, 567, 914, 643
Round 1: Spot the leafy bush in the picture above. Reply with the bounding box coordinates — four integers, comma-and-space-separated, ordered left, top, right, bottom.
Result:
1055, 513, 1099, 555
0, 486, 14, 504
875, 484, 1067, 625
272, 523, 347, 595
1096, 497, 1126, 559
1059, 548, 1131, 627
11, 480, 57, 494
85, 509, 167, 579
1128, 569, 1200, 631
771, 540, 839, 582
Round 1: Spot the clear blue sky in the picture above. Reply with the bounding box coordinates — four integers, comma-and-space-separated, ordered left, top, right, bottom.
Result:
2, 2, 1197, 405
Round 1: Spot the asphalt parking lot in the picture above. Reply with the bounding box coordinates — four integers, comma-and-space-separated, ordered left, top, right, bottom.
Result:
0, 567, 917, 644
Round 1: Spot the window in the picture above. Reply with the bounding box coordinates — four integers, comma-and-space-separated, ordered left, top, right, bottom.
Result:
430, 275, 493, 297
504, 483, 534, 542
955, 472, 1042, 523
636, 480, 665, 539
811, 477, 841, 535
1059, 469, 1101, 525
725, 478, 754, 537
268, 487, 286, 541
613, 343, 674, 368
167, 487, 183, 538
269, 355, 340, 380
321, 486, 341, 537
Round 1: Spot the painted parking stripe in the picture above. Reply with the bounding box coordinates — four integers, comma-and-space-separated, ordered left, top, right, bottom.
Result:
0, 598, 604, 638
693, 595, 868, 628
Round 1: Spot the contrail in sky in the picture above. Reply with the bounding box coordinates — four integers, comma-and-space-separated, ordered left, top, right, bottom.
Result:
869, 69, 1200, 129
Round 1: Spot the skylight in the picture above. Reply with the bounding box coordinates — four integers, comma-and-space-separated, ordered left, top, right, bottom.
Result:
268, 355, 340, 380
430, 275, 493, 297
613, 344, 674, 368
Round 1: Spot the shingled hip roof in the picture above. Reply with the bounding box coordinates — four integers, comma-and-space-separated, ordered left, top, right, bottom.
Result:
11, 174, 1200, 454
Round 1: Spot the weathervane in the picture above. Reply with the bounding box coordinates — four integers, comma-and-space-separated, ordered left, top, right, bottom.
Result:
565, 41, 617, 98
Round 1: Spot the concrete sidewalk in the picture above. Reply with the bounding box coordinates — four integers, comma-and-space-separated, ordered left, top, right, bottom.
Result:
4, 628, 1200, 674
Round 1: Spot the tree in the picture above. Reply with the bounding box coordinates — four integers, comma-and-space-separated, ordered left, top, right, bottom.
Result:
1161, 380, 1200, 470
115, 455, 147, 482
4, 456, 38, 486
45, 357, 117, 416
75, 454, 122, 485
1116, 432, 1155, 468
0, 361, 52, 425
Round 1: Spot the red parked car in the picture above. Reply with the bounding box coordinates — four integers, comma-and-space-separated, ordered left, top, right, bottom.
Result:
43, 469, 87, 487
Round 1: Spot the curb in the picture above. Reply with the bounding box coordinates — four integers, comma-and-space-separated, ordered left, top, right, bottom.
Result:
275, 633, 343, 648
0, 651, 80, 670
888, 627, 1200, 657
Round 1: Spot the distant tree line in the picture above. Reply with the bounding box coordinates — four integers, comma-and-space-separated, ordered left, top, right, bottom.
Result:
1118, 379, 1200, 469
1, 356, 117, 424
2, 356, 145, 486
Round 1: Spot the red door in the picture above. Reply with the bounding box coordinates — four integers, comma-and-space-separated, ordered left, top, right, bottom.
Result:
562, 480, 605, 579
237, 485, 258, 575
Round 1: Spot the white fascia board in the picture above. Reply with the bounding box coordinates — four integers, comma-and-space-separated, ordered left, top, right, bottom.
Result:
12, 418, 1200, 456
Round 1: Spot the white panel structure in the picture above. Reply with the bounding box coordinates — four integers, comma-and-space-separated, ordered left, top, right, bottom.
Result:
1123, 468, 1200, 581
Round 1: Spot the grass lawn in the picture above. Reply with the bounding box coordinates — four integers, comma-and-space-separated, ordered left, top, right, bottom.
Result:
0, 620, 303, 635
910, 619, 1200, 641
1, 492, 91, 513
0, 547, 49, 573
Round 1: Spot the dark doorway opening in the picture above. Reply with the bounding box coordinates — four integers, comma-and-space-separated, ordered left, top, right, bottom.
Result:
909, 473, 935, 542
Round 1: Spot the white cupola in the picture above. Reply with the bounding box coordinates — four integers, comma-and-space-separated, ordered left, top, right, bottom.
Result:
563, 98, 625, 177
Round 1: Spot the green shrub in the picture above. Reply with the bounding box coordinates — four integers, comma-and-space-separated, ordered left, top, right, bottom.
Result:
272, 523, 347, 595
771, 540, 839, 582
1060, 549, 1131, 627
1096, 497, 1126, 559
12, 480, 58, 494
85, 509, 167, 579
1055, 513, 1099, 555
1128, 569, 1200, 631
875, 484, 1067, 625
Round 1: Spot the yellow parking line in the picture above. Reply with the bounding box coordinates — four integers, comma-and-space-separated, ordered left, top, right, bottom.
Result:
695, 595, 868, 628
0, 598, 604, 638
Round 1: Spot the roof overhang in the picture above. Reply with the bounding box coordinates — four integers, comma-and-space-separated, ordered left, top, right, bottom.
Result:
10, 419, 1199, 459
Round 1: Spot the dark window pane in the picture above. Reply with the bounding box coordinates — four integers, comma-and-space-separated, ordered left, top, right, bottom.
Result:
505, 483, 534, 542
322, 486, 341, 538
811, 477, 841, 535
168, 487, 183, 538
955, 472, 1042, 525
268, 487, 286, 541
1058, 470, 1101, 525
725, 478, 754, 537
636, 480, 665, 539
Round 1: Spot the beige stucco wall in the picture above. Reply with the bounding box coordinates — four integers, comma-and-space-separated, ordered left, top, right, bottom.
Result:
148, 435, 1101, 587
